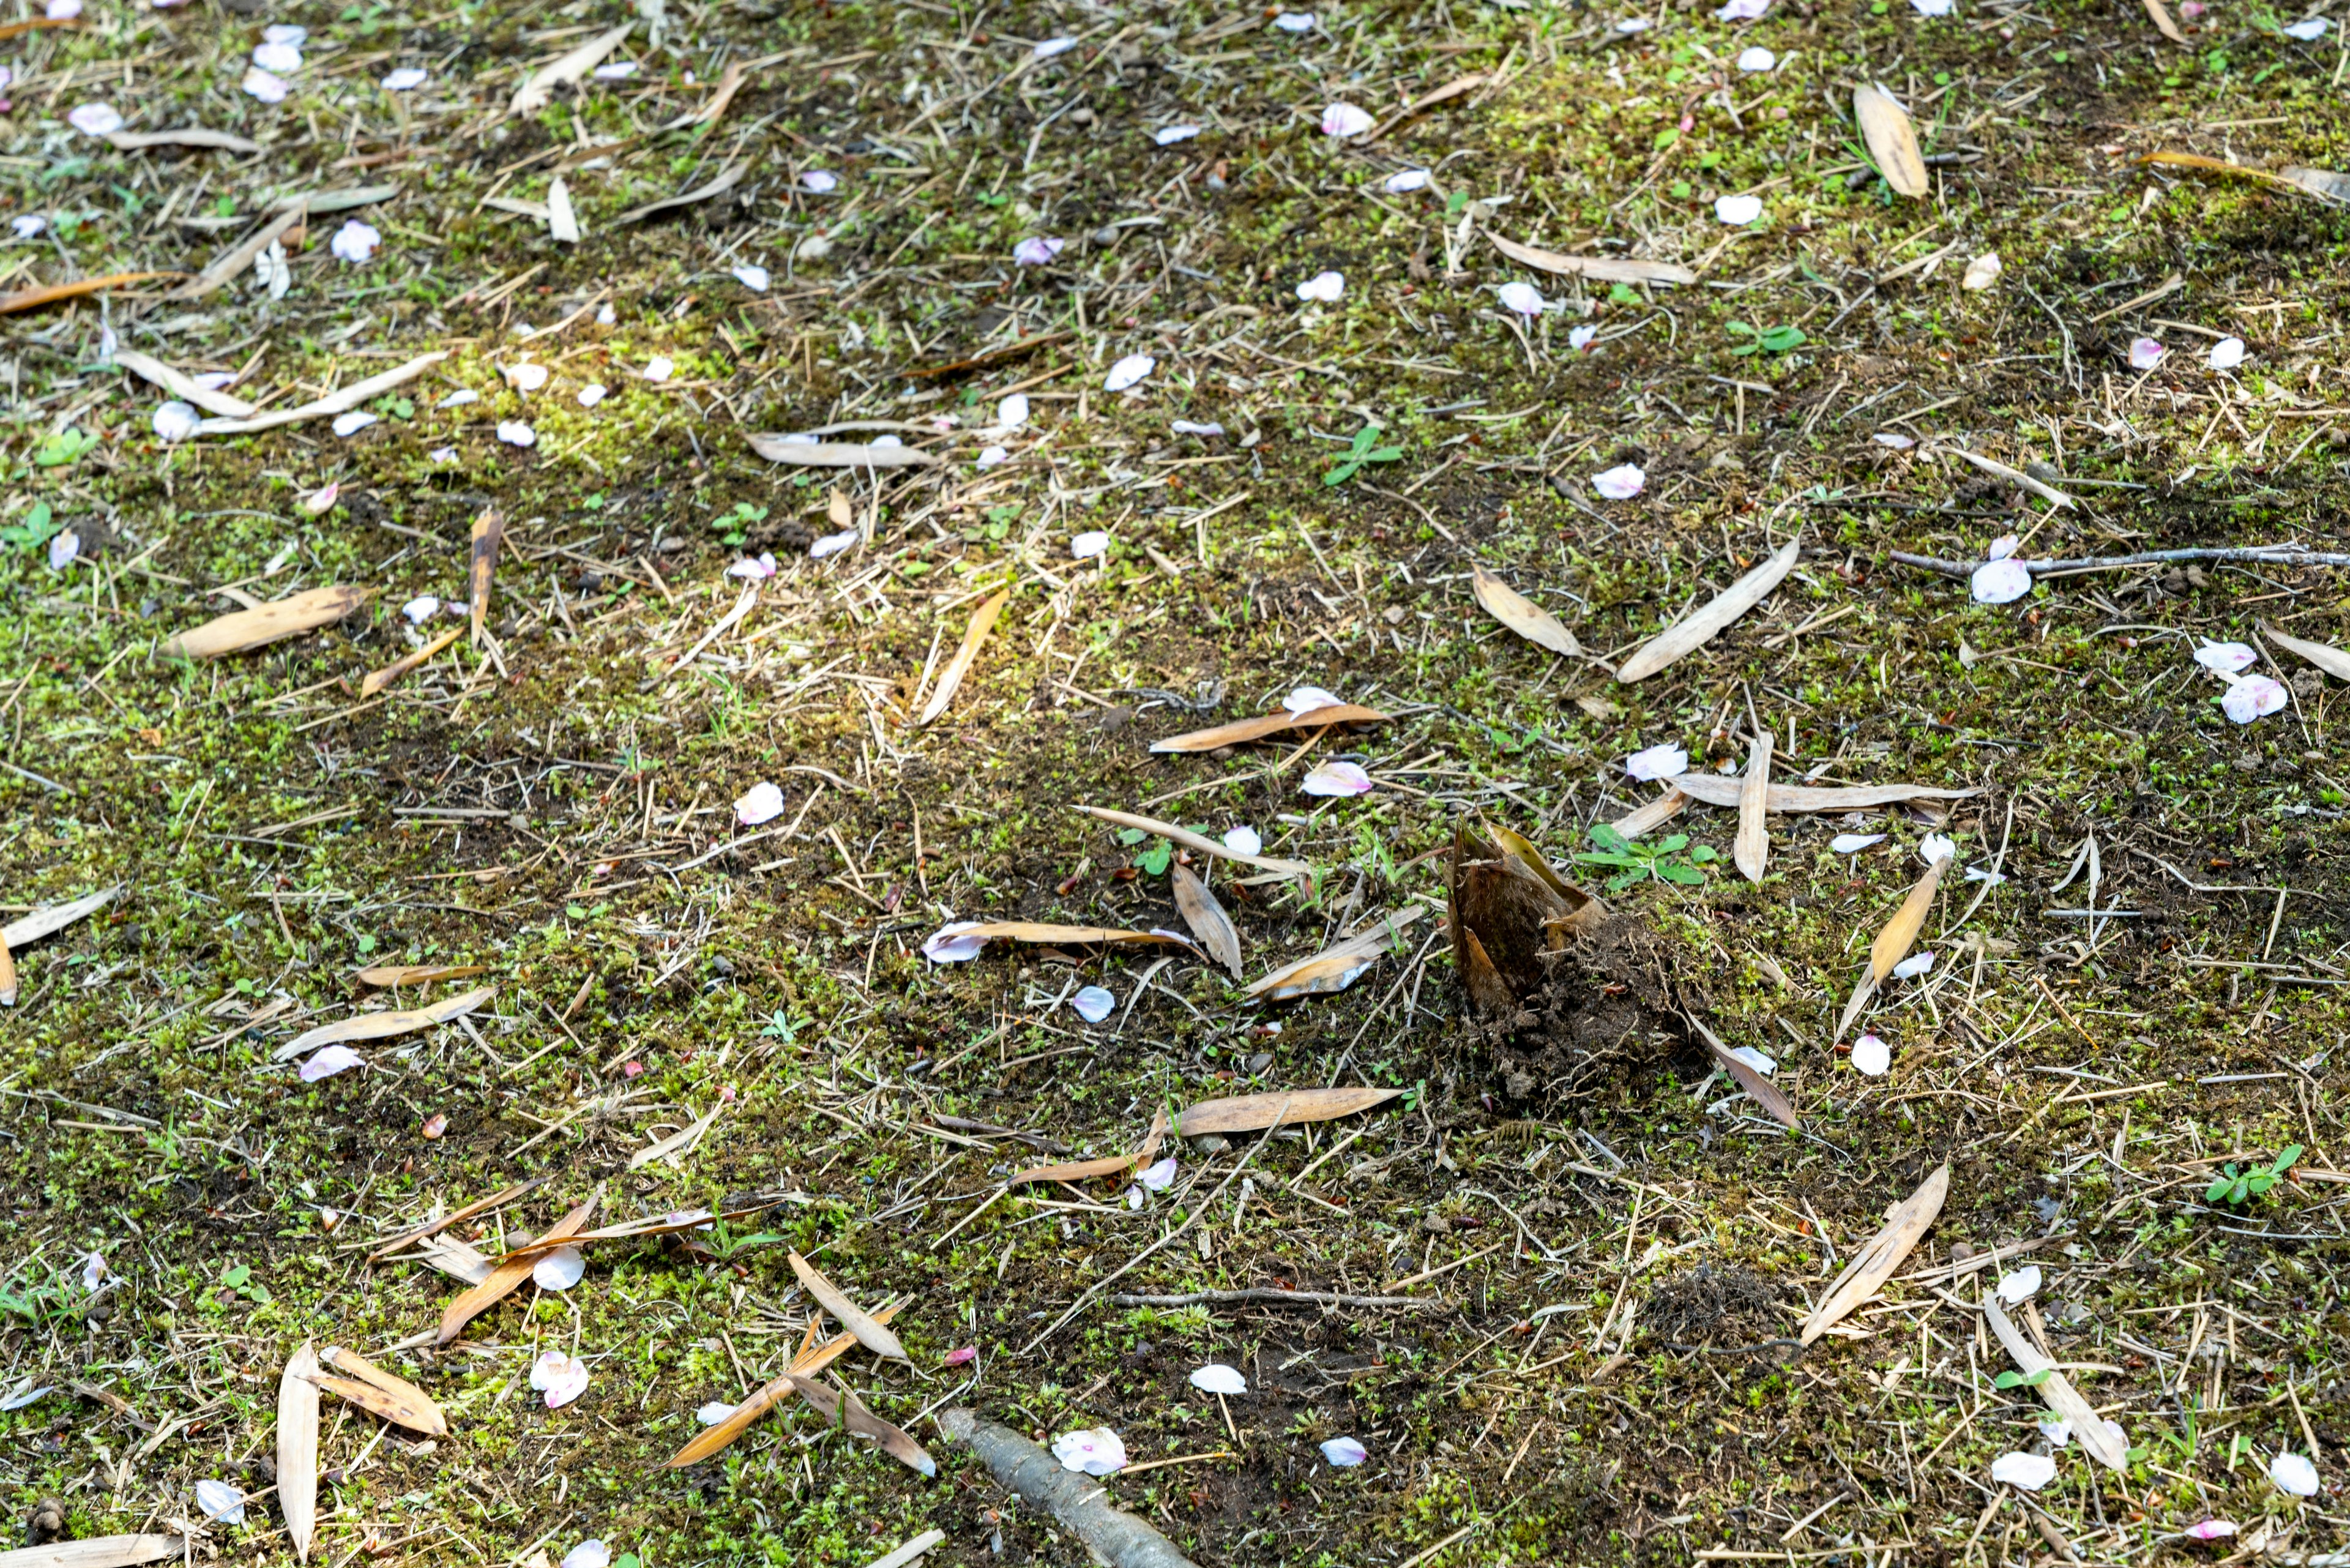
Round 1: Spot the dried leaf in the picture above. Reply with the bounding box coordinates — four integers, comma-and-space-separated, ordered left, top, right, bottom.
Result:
367, 1176, 545, 1263
1869, 858, 1949, 984
273, 986, 494, 1062
1177, 1086, 1401, 1138
0, 1536, 185, 1568
1939, 447, 2076, 510
171, 209, 302, 302
436, 1197, 597, 1345
786, 1375, 936, 1477
511, 21, 633, 116
163, 586, 373, 660
0, 886, 119, 950
1664, 775, 1982, 812
1479, 819, 1587, 907
665, 1305, 902, 1467
277, 1343, 320, 1563
1612, 787, 1692, 838
1171, 862, 1243, 979
0, 272, 181, 316
939, 922, 1201, 958
546, 176, 580, 244
1075, 805, 1315, 881
903, 330, 1071, 381
629, 1104, 723, 1170
1734, 733, 1772, 883
747, 435, 942, 468
2264, 623, 2350, 682
107, 128, 260, 154
919, 588, 1010, 725
1687, 1015, 1797, 1129
468, 509, 504, 642
1854, 83, 1928, 198
1149, 703, 1390, 753
311, 1346, 447, 1436
493, 1203, 772, 1262
0, 936, 15, 1009
1982, 1297, 2128, 1470
1012, 1110, 1168, 1186
1246, 906, 1424, 1002
2143, 0, 2188, 42
195, 351, 449, 436
0, 17, 83, 39
619, 161, 748, 223
1615, 538, 1800, 683
789, 1252, 908, 1360
359, 626, 462, 698
1471, 563, 1580, 657
1485, 232, 1696, 286
113, 349, 255, 417
2139, 149, 2350, 206
1799, 1164, 1948, 1344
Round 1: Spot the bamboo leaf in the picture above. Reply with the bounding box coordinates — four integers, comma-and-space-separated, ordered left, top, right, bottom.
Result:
162, 586, 373, 660
277, 1343, 320, 1564
1171, 862, 1244, 979
1854, 83, 1928, 198
919, 587, 1010, 725
1734, 732, 1772, 884
1800, 1165, 1948, 1344
1176, 1086, 1401, 1137
1615, 538, 1800, 683
273, 986, 496, 1062
789, 1252, 908, 1361
1470, 563, 1581, 658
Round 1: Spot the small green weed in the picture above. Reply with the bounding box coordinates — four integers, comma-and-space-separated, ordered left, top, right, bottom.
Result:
1573, 824, 1717, 892
2206, 1144, 2300, 1205
1322, 424, 1403, 487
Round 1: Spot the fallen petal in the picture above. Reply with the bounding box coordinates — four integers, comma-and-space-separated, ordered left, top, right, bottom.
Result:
1072, 531, 1110, 559
1384, 168, 1432, 192
2223, 674, 2288, 724
1625, 743, 1689, 782
1736, 45, 1777, 69
1296, 270, 1345, 303
2209, 335, 2247, 371
1190, 1364, 1248, 1395
1890, 951, 1935, 980
2184, 1520, 2238, 1540
1155, 124, 1201, 145
1970, 558, 2032, 604
1223, 826, 1263, 856
154, 401, 201, 442
1963, 252, 2002, 291
1991, 1451, 2057, 1490
382, 67, 428, 90
2272, 1450, 2321, 1496
1070, 985, 1115, 1023
1321, 1436, 1369, 1466
1138, 1156, 1178, 1191
196, 1479, 246, 1526
1996, 1264, 2042, 1304
300, 1045, 364, 1082
1714, 193, 1763, 226
1497, 280, 1548, 316
497, 421, 537, 447
2128, 337, 2167, 371
923, 922, 988, 963
402, 595, 441, 624
1051, 1426, 1128, 1476
1851, 1033, 1890, 1076
2195, 640, 2258, 673
1285, 685, 1344, 714
67, 102, 124, 136
732, 264, 770, 291
1831, 833, 1886, 853
1321, 102, 1373, 137
532, 1245, 586, 1291
559, 1541, 610, 1568
1013, 236, 1065, 266
1105, 354, 1156, 392
998, 392, 1030, 428
1301, 761, 1374, 797
1592, 463, 1646, 499
736, 782, 786, 826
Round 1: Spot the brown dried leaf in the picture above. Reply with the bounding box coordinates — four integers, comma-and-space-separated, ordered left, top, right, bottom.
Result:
0, 1536, 185, 1568
1073, 805, 1315, 879
1686, 1015, 1798, 1129
1800, 1165, 1948, 1344
1734, 732, 1772, 883
1664, 775, 1982, 812
1149, 703, 1390, 753
1485, 231, 1696, 286
665, 1305, 901, 1468
919, 587, 1010, 725
312, 1346, 448, 1436
108, 129, 260, 154
0, 887, 118, 951
789, 1252, 908, 1361
1171, 862, 1243, 979
359, 625, 462, 698
1011, 1109, 1169, 1187
0, 936, 15, 1009
493, 1203, 776, 1262
367, 1176, 545, 1263
354, 963, 487, 988
2143, 0, 2189, 42
277, 1343, 320, 1563
946, 920, 1201, 955
468, 509, 504, 642
1868, 857, 1949, 984
162, 586, 372, 660
786, 1375, 937, 1477
1611, 787, 1691, 839
273, 986, 494, 1062
1854, 83, 1928, 198
1615, 538, 1800, 683
435, 1196, 597, 1345
1176, 1086, 1401, 1138
2139, 149, 2350, 206
0, 16, 83, 39
0, 272, 181, 316
2264, 622, 2350, 682
1471, 563, 1580, 658
1245, 906, 1423, 1002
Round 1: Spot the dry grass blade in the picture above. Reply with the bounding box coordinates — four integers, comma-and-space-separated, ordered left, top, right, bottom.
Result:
0, 272, 180, 315
1073, 805, 1316, 879
1012, 1109, 1167, 1186
2264, 622, 2350, 681
366, 1176, 544, 1263
1687, 1015, 1797, 1128
436, 1196, 597, 1345
1982, 1297, 2128, 1470
919, 587, 1010, 724
493, 1203, 774, 1261
359, 626, 462, 698
619, 161, 748, 223
1485, 231, 1696, 286
1171, 862, 1243, 979
1615, 537, 1800, 682
1665, 776, 1981, 812
1245, 906, 1423, 1001
786, 1375, 936, 1476
1177, 1086, 1398, 1137
1612, 788, 1691, 838
0, 16, 82, 37
195, 352, 449, 436
273, 985, 494, 1061
107, 129, 259, 154
1853, 83, 1928, 198
163, 586, 373, 660
1939, 447, 2076, 509
665, 1306, 901, 1468
2143, 0, 2189, 42
1832, 970, 1877, 1047
1148, 703, 1390, 753
0, 1536, 184, 1567
313, 1346, 448, 1435
903, 330, 1070, 381
1471, 563, 1580, 657
789, 1252, 908, 1360
113, 349, 255, 416
629, 1103, 723, 1170
0, 887, 119, 949
1868, 857, 1947, 983
1734, 732, 1772, 883
1799, 1165, 1948, 1344
745, 435, 942, 468
945, 920, 1200, 955
278, 1342, 320, 1563
468, 509, 504, 641
511, 21, 632, 116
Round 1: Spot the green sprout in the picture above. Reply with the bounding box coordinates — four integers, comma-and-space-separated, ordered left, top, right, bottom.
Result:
1323, 424, 1403, 487
1572, 824, 1717, 893
2206, 1143, 2300, 1206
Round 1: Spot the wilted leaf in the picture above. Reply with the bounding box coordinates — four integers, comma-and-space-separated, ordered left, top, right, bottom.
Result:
1799, 1165, 1947, 1344
919, 587, 1010, 725
1686, 1015, 1797, 1129
359, 626, 462, 698
665, 1307, 901, 1468
786, 1375, 936, 1477
1664, 776, 1982, 812
469, 509, 504, 641
1734, 733, 1772, 883
273, 987, 494, 1062
194, 352, 448, 436
0, 272, 181, 316
0, 886, 119, 950
789, 1252, 908, 1361
1011, 1110, 1168, 1186
0, 1536, 185, 1567
1171, 863, 1243, 979
2139, 149, 2350, 206
619, 162, 749, 223
1149, 703, 1390, 753
278, 1343, 320, 1563
1616, 538, 1800, 682
931, 920, 1201, 957
367, 1176, 545, 1263
436, 1197, 597, 1345
1854, 83, 1928, 198
163, 586, 374, 660
311, 1346, 447, 1436
2143, 0, 2188, 42
113, 349, 255, 417
1486, 232, 1695, 286
1176, 1086, 1402, 1137
2264, 623, 2350, 682
1868, 857, 1949, 984
1246, 906, 1424, 1002
108, 128, 260, 154
1471, 563, 1580, 657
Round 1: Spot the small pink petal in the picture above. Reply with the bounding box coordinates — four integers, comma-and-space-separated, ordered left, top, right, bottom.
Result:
1301, 761, 1374, 797
1592, 463, 1645, 499
944, 1345, 979, 1367
300, 1045, 364, 1083
1321, 102, 1373, 137
923, 921, 988, 963
2223, 674, 2287, 723
2184, 1520, 2237, 1540
2127, 337, 2167, 371
734, 782, 785, 826
1970, 558, 2032, 604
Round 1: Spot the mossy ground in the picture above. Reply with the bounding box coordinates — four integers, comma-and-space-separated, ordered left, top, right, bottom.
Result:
6, 0, 2350, 1562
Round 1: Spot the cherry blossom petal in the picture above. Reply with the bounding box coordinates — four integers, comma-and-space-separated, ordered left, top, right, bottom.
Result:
1737, 45, 1777, 70
727, 553, 778, 581
2209, 336, 2247, 370
252, 41, 303, 73
1274, 10, 1316, 28
81, 1253, 108, 1291
1874, 431, 1915, 449
1991, 1452, 2056, 1490
1920, 834, 1957, 864
47, 529, 78, 572
382, 67, 428, 90
2223, 674, 2288, 723
45, 0, 81, 16
799, 170, 838, 192
1190, 1364, 1247, 1394
811, 528, 859, 559
242, 67, 290, 103
2185, 1520, 2239, 1541
1034, 35, 1078, 57
559, 1542, 609, 1568
66, 103, 123, 136
263, 24, 307, 43
2195, 641, 2258, 673
1285, 685, 1343, 714
532, 1351, 590, 1409
1911, 0, 1954, 14
532, 1245, 586, 1291
1155, 124, 1201, 145
1831, 833, 1886, 853
153, 401, 201, 442
1715, 0, 1769, 17
1072, 531, 1110, 559
1963, 252, 2002, 291
1625, 743, 1688, 782
196, 1479, 245, 1525
1296, 270, 1345, 302
2127, 337, 2167, 370
1851, 1033, 1890, 1076
1321, 1436, 1369, 1466
1384, 168, 1432, 193
1052, 1427, 1128, 1476
1714, 193, 1763, 226
2285, 15, 2330, 37
1105, 354, 1155, 392
643, 356, 674, 382
944, 1345, 979, 1366
997, 392, 1030, 428
735, 782, 785, 826
1302, 761, 1373, 797
1592, 463, 1646, 499
1138, 1156, 1177, 1191
329, 220, 380, 263
975, 445, 1009, 468
1070, 985, 1115, 1023
2272, 1450, 2321, 1496
732, 264, 770, 291
1013, 236, 1065, 266
300, 1045, 364, 1082
1568, 324, 1597, 351
497, 421, 537, 447
1971, 558, 2032, 603
923, 922, 988, 963
1891, 951, 1935, 980
578, 383, 607, 407
1497, 280, 1548, 316
402, 595, 441, 624
1996, 1265, 2042, 1304
1321, 102, 1373, 137
1726, 1045, 1775, 1075
592, 61, 638, 79
1223, 826, 1263, 856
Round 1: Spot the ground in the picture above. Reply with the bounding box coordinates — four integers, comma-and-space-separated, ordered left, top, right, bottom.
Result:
4, 0, 2350, 1563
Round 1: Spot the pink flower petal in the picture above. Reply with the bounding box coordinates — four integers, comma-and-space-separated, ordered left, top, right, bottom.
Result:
1970, 558, 2032, 604
1301, 761, 1373, 797
1592, 463, 1645, 499
2127, 337, 2167, 371
923, 921, 988, 963
2223, 674, 2287, 723
300, 1045, 364, 1083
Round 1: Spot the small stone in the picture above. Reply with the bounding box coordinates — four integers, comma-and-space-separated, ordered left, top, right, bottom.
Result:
1246, 1052, 1272, 1075
1190, 1134, 1229, 1154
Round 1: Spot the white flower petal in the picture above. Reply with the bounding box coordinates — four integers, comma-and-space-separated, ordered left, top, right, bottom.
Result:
727, 553, 778, 581
252, 41, 303, 73
1911, 0, 1954, 14
1919, 833, 1957, 865
1384, 168, 1432, 193
1592, 463, 1646, 499
1034, 35, 1078, 57
242, 67, 290, 103
1714, 193, 1763, 226
1726, 1045, 1776, 1075
1320, 1436, 1368, 1466
559, 1542, 609, 1568
735, 782, 785, 826
1736, 45, 1777, 70
1013, 236, 1065, 266
2127, 337, 2167, 371
1285, 685, 1343, 714
696, 1402, 737, 1425
1963, 252, 2002, 291
330, 411, 378, 438
923, 921, 988, 963
577, 383, 607, 408
1874, 431, 1915, 449
1296, 270, 1345, 302
497, 421, 537, 447
437, 388, 480, 409
1138, 1156, 1178, 1191
1301, 761, 1374, 797
1850, 1033, 1890, 1076
1991, 1451, 2057, 1490
382, 67, 428, 90
196, 1479, 245, 1525
67, 102, 123, 136
1223, 826, 1263, 856
300, 1045, 364, 1082
2195, 640, 2258, 673
153, 400, 201, 442
1070, 985, 1115, 1023
1995, 1265, 2042, 1304
1891, 950, 1935, 980
401, 595, 441, 625
2272, 1450, 2321, 1496
1321, 102, 1373, 138
731, 264, 770, 291
532, 1245, 586, 1292
47, 529, 78, 573
997, 392, 1030, 428
330, 220, 379, 264
1155, 124, 1201, 145
643, 356, 674, 383
1105, 353, 1155, 392
2286, 16, 2330, 37
2223, 674, 2288, 723
811, 528, 859, 559
2209, 335, 2247, 370
799, 169, 838, 192
1830, 833, 1886, 853
1625, 743, 1688, 782
1051, 1426, 1128, 1476
975, 444, 1009, 469
1190, 1364, 1248, 1395
1498, 280, 1548, 316
1970, 558, 2032, 603
1072, 530, 1110, 559
1274, 10, 1316, 28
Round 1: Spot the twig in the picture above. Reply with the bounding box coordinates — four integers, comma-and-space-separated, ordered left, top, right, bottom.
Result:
1107, 1288, 1435, 1310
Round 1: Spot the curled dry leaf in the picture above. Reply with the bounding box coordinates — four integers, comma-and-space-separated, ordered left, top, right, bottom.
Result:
354, 963, 487, 988
1734, 732, 1772, 883
1149, 701, 1390, 754
1853, 83, 1928, 198
1799, 1164, 1948, 1344
1616, 538, 1800, 682
619, 161, 752, 223
785, 1375, 936, 1477
273, 986, 494, 1062
1246, 906, 1423, 1002
310, 1345, 448, 1436
360, 625, 462, 698
1171, 861, 1244, 979
1485, 231, 1696, 286
436, 1196, 598, 1345
920, 586, 1010, 725
468, 509, 505, 640
163, 586, 373, 660
1176, 1086, 1400, 1138
1011, 1109, 1168, 1187
665, 1304, 901, 1467
1686, 1014, 1797, 1128
1868, 856, 1950, 984
789, 1252, 908, 1361
1470, 562, 1581, 657
278, 1343, 321, 1563
0, 272, 183, 316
